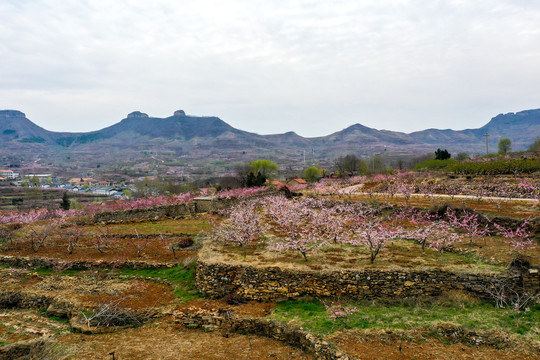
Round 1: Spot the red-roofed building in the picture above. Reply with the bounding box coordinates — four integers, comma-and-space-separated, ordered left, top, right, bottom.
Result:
68, 177, 97, 185
0, 170, 18, 179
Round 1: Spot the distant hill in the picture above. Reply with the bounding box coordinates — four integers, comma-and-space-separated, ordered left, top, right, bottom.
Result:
0, 108, 538, 171
409, 109, 540, 151
0, 110, 55, 145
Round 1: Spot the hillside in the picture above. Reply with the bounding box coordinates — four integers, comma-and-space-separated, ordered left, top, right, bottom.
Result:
408, 109, 540, 152
0, 108, 538, 173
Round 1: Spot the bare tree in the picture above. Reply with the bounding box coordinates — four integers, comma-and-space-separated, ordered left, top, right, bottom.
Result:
128, 228, 152, 257
23, 219, 64, 252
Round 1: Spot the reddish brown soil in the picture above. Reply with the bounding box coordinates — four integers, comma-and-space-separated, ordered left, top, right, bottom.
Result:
175, 298, 277, 318
0, 238, 196, 263
331, 330, 540, 360
453, 236, 539, 266
0, 216, 209, 263
0, 271, 42, 291
0, 271, 176, 313
342, 194, 539, 218
78, 281, 176, 310
58, 318, 314, 360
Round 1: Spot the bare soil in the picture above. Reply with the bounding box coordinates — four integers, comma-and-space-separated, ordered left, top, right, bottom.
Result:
0, 239, 196, 263
453, 236, 540, 267
175, 298, 277, 318
0, 217, 210, 263
330, 329, 540, 360
57, 318, 314, 360
78, 281, 176, 310
0, 269, 177, 311
203, 240, 505, 274
335, 193, 539, 219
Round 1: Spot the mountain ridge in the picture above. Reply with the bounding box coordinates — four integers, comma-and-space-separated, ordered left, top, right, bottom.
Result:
0, 108, 538, 170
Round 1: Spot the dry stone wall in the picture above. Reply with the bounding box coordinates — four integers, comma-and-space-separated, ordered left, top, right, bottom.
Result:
91, 203, 193, 224
0, 254, 177, 270
86, 191, 280, 224
176, 309, 350, 360
0, 338, 52, 360
196, 260, 536, 301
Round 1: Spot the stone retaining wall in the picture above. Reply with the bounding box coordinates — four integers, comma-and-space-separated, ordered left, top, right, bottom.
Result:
0, 290, 64, 315
0, 254, 177, 270
175, 310, 540, 359
425, 202, 540, 240
196, 261, 535, 301
0, 338, 52, 360
175, 310, 350, 360
90, 203, 194, 224
83, 191, 280, 225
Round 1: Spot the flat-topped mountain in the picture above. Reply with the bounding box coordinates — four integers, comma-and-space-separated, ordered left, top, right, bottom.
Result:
0, 108, 538, 170
0, 110, 56, 145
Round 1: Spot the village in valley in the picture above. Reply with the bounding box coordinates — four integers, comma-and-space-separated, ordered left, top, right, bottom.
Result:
2, 1, 540, 359
0, 139, 539, 359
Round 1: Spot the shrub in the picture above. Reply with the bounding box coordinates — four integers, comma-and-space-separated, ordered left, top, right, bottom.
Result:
448, 158, 540, 175
414, 159, 458, 171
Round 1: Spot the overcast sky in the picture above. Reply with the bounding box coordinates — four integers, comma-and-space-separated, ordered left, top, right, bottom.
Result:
1, 0, 539, 137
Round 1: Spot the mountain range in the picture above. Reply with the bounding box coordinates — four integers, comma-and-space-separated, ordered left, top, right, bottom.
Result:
0, 108, 538, 172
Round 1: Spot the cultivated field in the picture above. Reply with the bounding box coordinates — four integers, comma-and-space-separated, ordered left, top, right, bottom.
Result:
1, 172, 538, 359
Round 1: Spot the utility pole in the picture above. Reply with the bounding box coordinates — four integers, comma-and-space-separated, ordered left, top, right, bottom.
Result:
483, 133, 489, 155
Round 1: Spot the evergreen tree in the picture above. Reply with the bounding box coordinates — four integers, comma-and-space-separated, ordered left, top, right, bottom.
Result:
435, 149, 451, 160
246, 171, 267, 187
60, 192, 70, 210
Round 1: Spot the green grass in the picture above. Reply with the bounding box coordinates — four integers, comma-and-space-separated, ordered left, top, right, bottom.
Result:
37, 309, 70, 324
118, 264, 201, 301
270, 297, 540, 340
29, 263, 201, 302
34, 268, 83, 276
414, 159, 458, 171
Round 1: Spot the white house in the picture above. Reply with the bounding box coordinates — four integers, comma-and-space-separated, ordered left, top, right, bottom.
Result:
0, 170, 18, 179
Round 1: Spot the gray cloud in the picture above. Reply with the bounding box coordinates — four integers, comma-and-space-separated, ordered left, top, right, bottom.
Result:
1, 0, 539, 136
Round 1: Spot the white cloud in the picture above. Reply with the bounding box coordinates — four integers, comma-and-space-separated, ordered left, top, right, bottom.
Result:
1, 0, 539, 135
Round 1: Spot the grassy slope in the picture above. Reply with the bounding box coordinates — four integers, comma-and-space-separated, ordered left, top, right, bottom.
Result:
271, 297, 540, 341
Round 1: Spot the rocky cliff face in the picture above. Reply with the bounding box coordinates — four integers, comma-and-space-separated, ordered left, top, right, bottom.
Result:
127, 111, 149, 118
0, 110, 26, 118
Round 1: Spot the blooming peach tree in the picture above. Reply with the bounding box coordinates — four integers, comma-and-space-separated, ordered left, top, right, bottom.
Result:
494, 218, 536, 255
265, 196, 326, 261
211, 201, 267, 257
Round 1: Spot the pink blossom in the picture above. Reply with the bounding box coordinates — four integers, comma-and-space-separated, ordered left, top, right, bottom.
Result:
494, 218, 536, 253
446, 209, 489, 244
348, 217, 398, 263
265, 196, 326, 261
211, 201, 267, 255
217, 186, 268, 199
